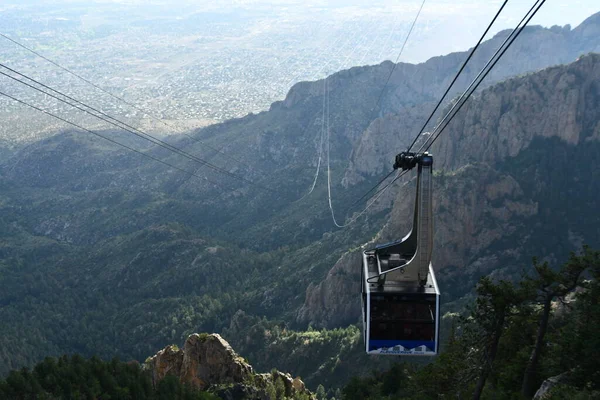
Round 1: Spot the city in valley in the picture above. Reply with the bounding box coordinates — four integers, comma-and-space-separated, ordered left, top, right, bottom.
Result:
1, 1, 596, 147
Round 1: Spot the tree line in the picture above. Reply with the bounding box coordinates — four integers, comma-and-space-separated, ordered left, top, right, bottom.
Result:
0, 354, 218, 400
342, 246, 600, 399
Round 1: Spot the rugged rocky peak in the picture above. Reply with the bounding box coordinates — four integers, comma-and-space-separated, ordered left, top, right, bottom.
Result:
344, 15, 600, 184
432, 53, 600, 171
570, 12, 600, 54
298, 54, 600, 328
145, 333, 314, 400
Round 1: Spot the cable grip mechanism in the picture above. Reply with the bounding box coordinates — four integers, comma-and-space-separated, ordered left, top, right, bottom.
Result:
393, 151, 432, 171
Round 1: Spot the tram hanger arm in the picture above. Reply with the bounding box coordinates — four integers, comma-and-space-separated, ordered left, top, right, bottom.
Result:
371, 152, 434, 286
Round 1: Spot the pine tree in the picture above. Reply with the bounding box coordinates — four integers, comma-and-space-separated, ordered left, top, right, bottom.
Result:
520, 246, 597, 398
468, 277, 528, 400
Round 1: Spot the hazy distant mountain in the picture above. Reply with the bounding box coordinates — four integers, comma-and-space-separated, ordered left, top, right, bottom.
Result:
345, 11, 600, 183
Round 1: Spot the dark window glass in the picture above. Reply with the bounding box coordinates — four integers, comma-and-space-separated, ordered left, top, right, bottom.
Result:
369, 293, 436, 341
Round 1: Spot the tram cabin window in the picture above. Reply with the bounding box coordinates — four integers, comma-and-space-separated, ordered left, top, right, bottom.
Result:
369, 293, 436, 342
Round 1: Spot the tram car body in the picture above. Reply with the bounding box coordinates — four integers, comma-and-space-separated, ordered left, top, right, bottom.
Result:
362, 253, 440, 355
361, 152, 440, 356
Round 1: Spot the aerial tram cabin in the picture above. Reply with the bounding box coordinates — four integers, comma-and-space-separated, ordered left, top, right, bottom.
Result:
361, 152, 440, 355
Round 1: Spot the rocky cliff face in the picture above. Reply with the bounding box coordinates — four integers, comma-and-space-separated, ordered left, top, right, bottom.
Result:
145, 333, 313, 400
298, 54, 600, 328
343, 13, 600, 184
432, 54, 600, 171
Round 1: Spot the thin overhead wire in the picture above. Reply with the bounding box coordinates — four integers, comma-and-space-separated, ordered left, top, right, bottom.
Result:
0, 65, 277, 192
371, 0, 426, 117
334, 169, 407, 229
325, 78, 344, 227
350, 169, 396, 209
420, 0, 547, 153
406, 0, 509, 152
0, 32, 252, 170
0, 69, 228, 180
308, 79, 328, 194
325, 77, 408, 228
0, 90, 231, 191
344, 0, 427, 212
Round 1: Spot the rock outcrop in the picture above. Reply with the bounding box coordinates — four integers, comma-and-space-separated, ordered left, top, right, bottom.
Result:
432, 53, 600, 172
533, 372, 570, 399
145, 333, 314, 400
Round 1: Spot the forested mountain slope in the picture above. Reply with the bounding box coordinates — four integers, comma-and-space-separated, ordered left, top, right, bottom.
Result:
0, 15, 599, 389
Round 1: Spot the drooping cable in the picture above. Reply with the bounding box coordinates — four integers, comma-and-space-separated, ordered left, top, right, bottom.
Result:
0, 32, 253, 170
333, 169, 407, 229
0, 90, 231, 191
325, 77, 345, 227
325, 76, 409, 228
309, 79, 328, 194
420, 0, 546, 153
406, 0, 509, 152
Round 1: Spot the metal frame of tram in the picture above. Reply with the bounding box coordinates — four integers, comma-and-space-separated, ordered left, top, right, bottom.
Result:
361, 152, 441, 356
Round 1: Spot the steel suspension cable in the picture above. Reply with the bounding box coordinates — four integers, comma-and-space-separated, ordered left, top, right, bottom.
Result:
0, 90, 232, 191
0, 32, 253, 170
310, 79, 328, 193
420, 0, 546, 153
406, 0, 509, 152
0, 66, 277, 193
325, 78, 345, 227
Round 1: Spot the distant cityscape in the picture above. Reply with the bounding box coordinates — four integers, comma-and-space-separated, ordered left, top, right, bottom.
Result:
1, 0, 595, 145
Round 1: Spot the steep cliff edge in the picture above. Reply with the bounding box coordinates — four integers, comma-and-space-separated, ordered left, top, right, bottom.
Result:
298, 54, 600, 328
344, 13, 600, 185
145, 333, 314, 400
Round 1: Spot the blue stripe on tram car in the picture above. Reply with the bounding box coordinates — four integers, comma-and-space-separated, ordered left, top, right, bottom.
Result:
369, 340, 436, 352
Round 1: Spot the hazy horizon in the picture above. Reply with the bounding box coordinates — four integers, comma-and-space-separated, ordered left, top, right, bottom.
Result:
1, 0, 598, 144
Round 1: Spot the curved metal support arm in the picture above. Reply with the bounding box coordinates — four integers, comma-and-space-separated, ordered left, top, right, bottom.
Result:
369, 153, 434, 286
